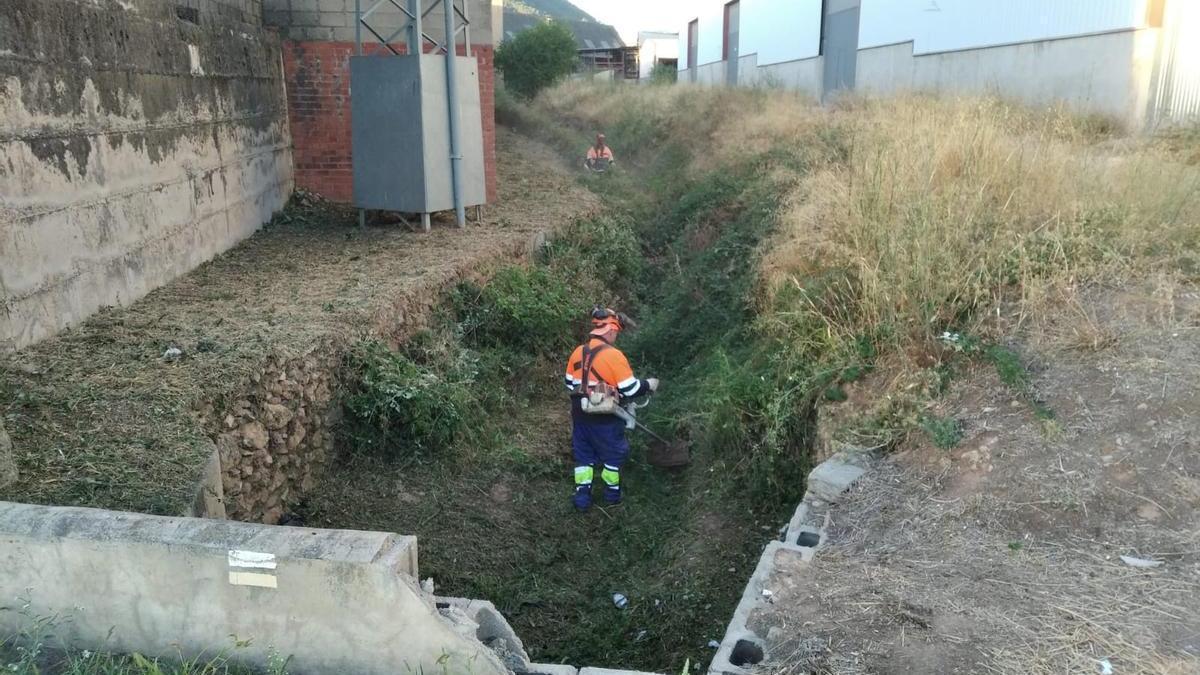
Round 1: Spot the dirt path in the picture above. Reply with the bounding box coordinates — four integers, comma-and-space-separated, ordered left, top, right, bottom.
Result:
752, 284, 1200, 674
0, 130, 598, 515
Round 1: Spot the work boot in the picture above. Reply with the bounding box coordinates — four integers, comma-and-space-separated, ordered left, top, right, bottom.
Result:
603, 485, 622, 506
573, 485, 593, 512
601, 464, 622, 505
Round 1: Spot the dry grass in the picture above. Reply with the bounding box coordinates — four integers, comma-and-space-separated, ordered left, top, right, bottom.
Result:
536, 84, 1200, 358
760, 96, 1200, 350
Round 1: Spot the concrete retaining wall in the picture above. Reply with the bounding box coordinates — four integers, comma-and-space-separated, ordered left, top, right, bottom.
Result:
0, 0, 294, 352
857, 30, 1160, 129
0, 500, 510, 675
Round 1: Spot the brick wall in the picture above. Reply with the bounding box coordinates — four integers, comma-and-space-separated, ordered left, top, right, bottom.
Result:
282, 42, 498, 204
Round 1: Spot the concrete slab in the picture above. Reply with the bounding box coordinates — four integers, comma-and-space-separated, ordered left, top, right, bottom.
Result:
576, 662, 662, 667
437, 596, 531, 672
520, 664, 578, 675
806, 454, 868, 503
0, 501, 501, 675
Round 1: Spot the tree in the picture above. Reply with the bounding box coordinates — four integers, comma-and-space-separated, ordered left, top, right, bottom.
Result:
495, 20, 578, 99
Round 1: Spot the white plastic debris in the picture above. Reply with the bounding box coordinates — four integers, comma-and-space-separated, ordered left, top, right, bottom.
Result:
761, 589, 774, 598
635, 629, 647, 642
162, 346, 183, 361
1097, 658, 1114, 674
612, 593, 628, 609
707, 640, 720, 649
420, 577, 435, 593
1120, 555, 1164, 569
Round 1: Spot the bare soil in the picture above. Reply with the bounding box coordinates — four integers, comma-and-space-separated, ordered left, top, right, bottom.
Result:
753, 283, 1200, 674
0, 130, 598, 514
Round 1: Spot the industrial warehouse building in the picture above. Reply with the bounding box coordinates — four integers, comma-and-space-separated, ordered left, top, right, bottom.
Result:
678, 0, 1200, 131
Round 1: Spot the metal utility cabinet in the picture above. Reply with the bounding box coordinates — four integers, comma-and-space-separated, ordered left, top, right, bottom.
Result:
350, 0, 485, 229
351, 55, 486, 215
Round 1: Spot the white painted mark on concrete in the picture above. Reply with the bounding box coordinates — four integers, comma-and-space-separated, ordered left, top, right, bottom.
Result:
228, 571, 278, 589
188, 45, 205, 76
228, 550, 277, 570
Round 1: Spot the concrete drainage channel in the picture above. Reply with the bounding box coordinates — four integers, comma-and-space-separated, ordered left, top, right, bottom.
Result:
0, 446, 871, 675
0, 446, 867, 675
706, 447, 872, 675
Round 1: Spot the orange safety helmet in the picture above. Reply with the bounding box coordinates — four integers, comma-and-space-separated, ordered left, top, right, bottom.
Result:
590, 306, 634, 335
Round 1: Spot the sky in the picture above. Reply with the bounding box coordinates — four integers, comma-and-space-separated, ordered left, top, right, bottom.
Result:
568, 0, 693, 44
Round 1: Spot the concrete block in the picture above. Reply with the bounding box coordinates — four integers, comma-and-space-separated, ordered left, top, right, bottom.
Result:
435, 596, 530, 672
0, 501, 502, 675
297, 25, 335, 40
521, 664, 578, 675
0, 418, 16, 488
576, 662, 662, 667
187, 442, 227, 519
708, 541, 812, 675
291, 9, 319, 26
806, 455, 867, 503
318, 11, 347, 26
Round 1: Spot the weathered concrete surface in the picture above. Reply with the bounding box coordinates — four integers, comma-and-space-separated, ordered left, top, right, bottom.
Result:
735, 53, 823, 98
856, 30, 1160, 130
521, 665, 579, 675
805, 449, 869, 503
438, 596, 532, 672
576, 662, 662, 667
0, 0, 293, 351
263, 0, 494, 46
0, 418, 15, 487
0, 501, 513, 675
710, 449, 871, 675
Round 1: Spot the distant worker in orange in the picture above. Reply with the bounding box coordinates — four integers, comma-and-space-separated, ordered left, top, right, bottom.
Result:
584, 133, 615, 171
564, 307, 658, 511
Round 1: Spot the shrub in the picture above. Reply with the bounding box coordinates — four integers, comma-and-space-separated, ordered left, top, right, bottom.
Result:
544, 215, 644, 300
495, 21, 578, 99
454, 266, 580, 356
648, 63, 677, 85
344, 341, 474, 456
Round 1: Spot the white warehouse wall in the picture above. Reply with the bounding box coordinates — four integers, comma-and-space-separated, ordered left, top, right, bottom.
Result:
678, 0, 822, 71
741, 0, 823, 65
859, 0, 1152, 54
680, 3, 727, 67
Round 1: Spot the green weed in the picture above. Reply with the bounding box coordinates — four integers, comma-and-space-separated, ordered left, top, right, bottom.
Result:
343, 341, 474, 457
920, 414, 963, 450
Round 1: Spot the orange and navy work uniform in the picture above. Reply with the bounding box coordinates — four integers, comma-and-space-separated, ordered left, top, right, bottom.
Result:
586, 145, 614, 162
564, 335, 651, 509
564, 336, 650, 420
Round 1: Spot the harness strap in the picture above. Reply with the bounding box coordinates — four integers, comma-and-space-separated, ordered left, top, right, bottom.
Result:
580, 341, 611, 394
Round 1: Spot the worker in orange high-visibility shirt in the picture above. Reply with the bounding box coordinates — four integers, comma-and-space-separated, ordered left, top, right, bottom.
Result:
564, 307, 658, 511
584, 133, 615, 171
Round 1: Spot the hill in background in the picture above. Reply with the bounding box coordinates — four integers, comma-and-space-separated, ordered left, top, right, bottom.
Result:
502, 0, 624, 50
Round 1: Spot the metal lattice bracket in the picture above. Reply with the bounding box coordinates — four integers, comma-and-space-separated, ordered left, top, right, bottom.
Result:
352, 0, 475, 228
355, 0, 470, 57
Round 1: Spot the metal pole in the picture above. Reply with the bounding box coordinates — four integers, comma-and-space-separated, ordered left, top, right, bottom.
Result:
355, 0, 362, 54
407, 0, 421, 54
443, 0, 466, 227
